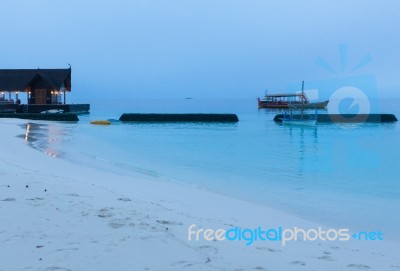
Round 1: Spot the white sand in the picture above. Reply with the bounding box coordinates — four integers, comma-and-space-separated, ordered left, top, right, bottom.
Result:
0, 119, 399, 271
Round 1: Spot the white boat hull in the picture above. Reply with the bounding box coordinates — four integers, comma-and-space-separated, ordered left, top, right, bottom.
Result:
41, 109, 64, 114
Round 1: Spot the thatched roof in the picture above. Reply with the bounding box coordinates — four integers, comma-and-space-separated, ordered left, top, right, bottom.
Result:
0, 68, 71, 92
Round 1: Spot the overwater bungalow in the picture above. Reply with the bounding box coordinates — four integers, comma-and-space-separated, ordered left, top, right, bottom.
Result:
0, 67, 89, 113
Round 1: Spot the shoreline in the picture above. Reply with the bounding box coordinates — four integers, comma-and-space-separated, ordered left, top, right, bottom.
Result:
1, 118, 399, 270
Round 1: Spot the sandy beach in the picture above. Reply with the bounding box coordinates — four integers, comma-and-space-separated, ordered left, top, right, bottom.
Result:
0, 119, 399, 271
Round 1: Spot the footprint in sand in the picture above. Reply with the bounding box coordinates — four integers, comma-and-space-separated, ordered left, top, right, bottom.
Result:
97, 208, 113, 218
255, 247, 282, 253
66, 193, 79, 197
1, 198, 15, 201
81, 211, 89, 217
290, 260, 306, 266
347, 264, 371, 269
118, 197, 131, 202
156, 219, 183, 225
27, 197, 45, 201
318, 255, 335, 261
197, 245, 219, 254
108, 218, 131, 229
44, 267, 72, 271
171, 260, 194, 267
54, 248, 79, 252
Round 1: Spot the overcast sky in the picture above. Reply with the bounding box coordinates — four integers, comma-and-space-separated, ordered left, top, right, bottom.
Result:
0, 0, 399, 99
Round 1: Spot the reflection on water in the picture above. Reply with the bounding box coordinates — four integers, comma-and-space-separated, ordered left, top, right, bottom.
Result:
287, 126, 318, 189
25, 123, 31, 142
21, 122, 66, 158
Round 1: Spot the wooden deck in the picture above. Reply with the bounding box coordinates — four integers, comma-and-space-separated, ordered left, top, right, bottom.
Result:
0, 113, 79, 121
0, 103, 17, 113
16, 104, 90, 114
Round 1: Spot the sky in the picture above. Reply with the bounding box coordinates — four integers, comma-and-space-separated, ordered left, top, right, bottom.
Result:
0, 0, 399, 99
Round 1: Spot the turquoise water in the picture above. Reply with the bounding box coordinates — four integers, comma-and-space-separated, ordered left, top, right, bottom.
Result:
23, 98, 400, 240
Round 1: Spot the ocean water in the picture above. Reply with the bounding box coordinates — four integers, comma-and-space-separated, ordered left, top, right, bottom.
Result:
21, 98, 400, 241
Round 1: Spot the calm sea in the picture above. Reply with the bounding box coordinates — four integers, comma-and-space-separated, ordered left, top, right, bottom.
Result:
22, 98, 400, 240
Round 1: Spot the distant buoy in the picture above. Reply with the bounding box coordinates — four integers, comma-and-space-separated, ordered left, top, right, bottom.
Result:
90, 120, 111, 125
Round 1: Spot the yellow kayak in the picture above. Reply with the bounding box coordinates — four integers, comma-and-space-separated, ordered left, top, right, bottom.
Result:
90, 120, 111, 125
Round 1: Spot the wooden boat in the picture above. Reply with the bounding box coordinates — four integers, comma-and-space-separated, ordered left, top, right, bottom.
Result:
258, 82, 328, 109
258, 95, 328, 109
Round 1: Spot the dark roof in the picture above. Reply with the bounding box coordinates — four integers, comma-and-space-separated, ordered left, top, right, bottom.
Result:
0, 68, 71, 91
